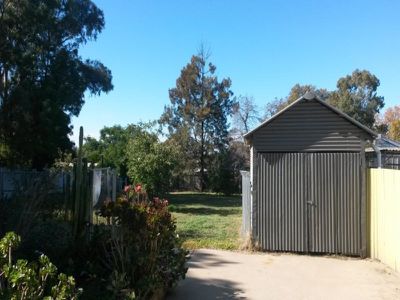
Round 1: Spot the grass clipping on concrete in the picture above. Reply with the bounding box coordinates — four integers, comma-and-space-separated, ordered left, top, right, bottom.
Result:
168, 192, 242, 250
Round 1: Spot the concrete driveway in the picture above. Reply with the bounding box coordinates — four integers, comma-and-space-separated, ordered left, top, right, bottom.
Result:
166, 249, 400, 300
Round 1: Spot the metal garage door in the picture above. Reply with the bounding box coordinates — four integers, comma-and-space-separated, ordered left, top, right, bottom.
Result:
255, 152, 362, 255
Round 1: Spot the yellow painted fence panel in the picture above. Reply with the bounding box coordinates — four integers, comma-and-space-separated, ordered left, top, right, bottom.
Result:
368, 168, 400, 272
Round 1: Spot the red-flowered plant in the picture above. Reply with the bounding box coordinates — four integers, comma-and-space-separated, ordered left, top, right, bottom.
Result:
96, 187, 187, 299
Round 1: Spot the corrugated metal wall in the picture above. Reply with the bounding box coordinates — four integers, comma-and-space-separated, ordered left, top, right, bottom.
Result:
366, 152, 400, 170
241, 171, 251, 236
254, 152, 362, 255
252, 99, 369, 152
368, 168, 400, 272
254, 153, 308, 252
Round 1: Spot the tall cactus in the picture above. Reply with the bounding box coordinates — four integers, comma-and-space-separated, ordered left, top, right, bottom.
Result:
71, 127, 92, 242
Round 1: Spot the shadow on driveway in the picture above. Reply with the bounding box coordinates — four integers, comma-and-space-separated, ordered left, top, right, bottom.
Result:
166, 277, 246, 300
167, 248, 400, 300
189, 250, 239, 269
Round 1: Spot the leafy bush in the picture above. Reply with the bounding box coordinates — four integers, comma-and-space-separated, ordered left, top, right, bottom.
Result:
126, 130, 177, 197
0, 232, 81, 299
96, 189, 188, 299
21, 219, 73, 267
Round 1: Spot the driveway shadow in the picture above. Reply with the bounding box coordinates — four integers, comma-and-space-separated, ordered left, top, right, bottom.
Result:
166, 277, 246, 300
189, 250, 239, 269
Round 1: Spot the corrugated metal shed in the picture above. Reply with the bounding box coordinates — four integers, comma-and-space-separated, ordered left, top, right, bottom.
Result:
244, 92, 374, 257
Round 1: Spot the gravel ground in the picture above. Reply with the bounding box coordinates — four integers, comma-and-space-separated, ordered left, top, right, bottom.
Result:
166, 249, 400, 300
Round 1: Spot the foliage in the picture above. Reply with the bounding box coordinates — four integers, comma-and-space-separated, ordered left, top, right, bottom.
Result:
208, 149, 237, 195
264, 84, 330, 118
388, 120, 400, 141
160, 47, 236, 191
376, 105, 400, 141
0, 0, 113, 169
53, 150, 75, 171
83, 124, 148, 177
264, 71, 384, 129
127, 130, 177, 197
21, 219, 73, 267
168, 192, 242, 250
231, 95, 261, 137
0, 232, 81, 299
0, 161, 188, 299
96, 192, 188, 299
328, 69, 384, 128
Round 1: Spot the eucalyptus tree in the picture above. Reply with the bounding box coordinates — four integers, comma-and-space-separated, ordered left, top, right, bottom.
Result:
0, 0, 113, 168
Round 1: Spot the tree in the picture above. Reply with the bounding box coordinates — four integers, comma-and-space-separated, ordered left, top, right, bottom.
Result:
228, 95, 257, 187
82, 136, 103, 166
388, 120, 400, 141
83, 124, 147, 177
126, 130, 177, 197
208, 149, 236, 195
0, 0, 113, 169
160, 48, 235, 191
377, 105, 400, 141
328, 70, 384, 128
264, 84, 330, 118
231, 95, 260, 137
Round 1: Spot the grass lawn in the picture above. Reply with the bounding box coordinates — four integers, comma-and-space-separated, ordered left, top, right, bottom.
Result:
168, 192, 242, 250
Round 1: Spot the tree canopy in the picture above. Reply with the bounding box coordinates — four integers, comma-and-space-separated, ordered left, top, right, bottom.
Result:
264, 71, 384, 130
83, 124, 150, 177
231, 95, 260, 137
0, 0, 113, 169
328, 70, 384, 128
127, 130, 177, 197
264, 84, 329, 118
160, 48, 235, 191
377, 105, 400, 141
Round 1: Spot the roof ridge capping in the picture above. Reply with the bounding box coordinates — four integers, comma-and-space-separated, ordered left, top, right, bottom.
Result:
303, 91, 315, 100
243, 92, 377, 140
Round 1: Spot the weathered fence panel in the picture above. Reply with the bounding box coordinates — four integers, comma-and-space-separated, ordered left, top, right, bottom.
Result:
368, 168, 400, 272
0, 168, 67, 199
0, 168, 120, 205
241, 171, 251, 236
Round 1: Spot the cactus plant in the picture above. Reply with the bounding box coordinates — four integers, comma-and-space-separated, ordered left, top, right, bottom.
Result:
71, 126, 92, 242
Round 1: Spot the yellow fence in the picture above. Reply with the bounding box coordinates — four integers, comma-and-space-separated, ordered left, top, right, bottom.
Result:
368, 168, 400, 272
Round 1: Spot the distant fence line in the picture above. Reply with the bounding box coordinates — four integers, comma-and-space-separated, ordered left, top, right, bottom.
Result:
0, 167, 123, 207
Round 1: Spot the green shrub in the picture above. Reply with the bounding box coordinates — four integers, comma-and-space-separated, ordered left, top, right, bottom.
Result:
0, 232, 81, 299
96, 191, 188, 299
126, 131, 177, 197
21, 219, 73, 266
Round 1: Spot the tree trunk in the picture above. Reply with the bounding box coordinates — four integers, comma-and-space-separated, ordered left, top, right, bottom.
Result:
200, 121, 205, 192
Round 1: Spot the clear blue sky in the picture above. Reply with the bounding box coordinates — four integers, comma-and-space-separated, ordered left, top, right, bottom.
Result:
72, 0, 400, 142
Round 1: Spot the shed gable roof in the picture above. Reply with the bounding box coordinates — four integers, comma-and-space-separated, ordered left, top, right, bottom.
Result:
244, 92, 377, 142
